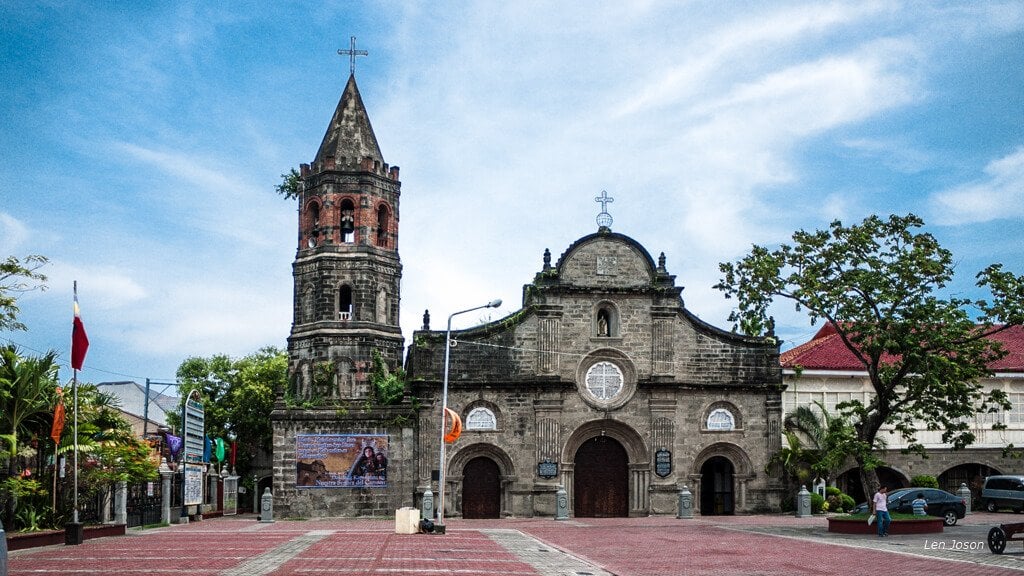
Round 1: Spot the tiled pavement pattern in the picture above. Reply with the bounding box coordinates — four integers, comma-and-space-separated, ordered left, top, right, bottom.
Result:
8, 513, 1024, 575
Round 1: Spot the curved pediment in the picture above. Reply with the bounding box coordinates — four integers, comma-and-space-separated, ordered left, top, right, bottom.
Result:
557, 232, 657, 288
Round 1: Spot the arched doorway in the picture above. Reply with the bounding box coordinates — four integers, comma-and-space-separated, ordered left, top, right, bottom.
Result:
462, 457, 501, 519
836, 466, 910, 503
574, 436, 628, 517
939, 463, 1000, 510
700, 456, 735, 515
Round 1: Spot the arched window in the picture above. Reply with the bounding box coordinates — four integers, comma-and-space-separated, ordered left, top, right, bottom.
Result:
306, 202, 321, 248
338, 285, 353, 320
340, 198, 356, 243
376, 204, 389, 247
465, 407, 497, 431
707, 408, 736, 431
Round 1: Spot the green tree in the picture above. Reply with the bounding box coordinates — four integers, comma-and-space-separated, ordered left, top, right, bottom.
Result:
0, 254, 48, 332
169, 347, 285, 477
0, 345, 59, 525
0, 346, 59, 465
783, 401, 879, 483
274, 168, 302, 200
72, 385, 158, 496
716, 214, 1024, 495
370, 348, 406, 406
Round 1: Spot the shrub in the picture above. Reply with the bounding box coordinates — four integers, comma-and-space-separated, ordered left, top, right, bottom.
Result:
910, 475, 939, 488
810, 492, 825, 514
825, 486, 842, 497
841, 494, 856, 510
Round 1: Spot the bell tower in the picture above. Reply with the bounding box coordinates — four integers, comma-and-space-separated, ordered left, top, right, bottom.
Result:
287, 68, 403, 401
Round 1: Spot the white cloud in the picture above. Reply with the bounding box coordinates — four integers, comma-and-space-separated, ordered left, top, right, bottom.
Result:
113, 141, 293, 248
123, 280, 291, 359
0, 213, 30, 253
615, 2, 889, 119
930, 147, 1024, 225
44, 261, 148, 311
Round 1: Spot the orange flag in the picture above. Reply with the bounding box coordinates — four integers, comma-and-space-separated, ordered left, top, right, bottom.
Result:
51, 387, 65, 445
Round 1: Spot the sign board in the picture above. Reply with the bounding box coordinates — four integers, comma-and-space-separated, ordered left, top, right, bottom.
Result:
537, 459, 558, 479
295, 434, 389, 488
183, 463, 204, 506
183, 395, 205, 464
655, 448, 672, 478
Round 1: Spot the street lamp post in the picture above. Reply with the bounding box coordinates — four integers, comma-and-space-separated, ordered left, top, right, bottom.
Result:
437, 298, 501, 533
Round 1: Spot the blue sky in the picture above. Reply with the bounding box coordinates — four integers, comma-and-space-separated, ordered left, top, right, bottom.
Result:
2, 1, 1023, 388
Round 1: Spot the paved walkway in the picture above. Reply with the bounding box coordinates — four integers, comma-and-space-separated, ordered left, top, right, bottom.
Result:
8, 512, 1024, 575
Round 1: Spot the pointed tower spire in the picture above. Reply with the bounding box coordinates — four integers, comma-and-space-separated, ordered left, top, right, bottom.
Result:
314, 74, 384, 170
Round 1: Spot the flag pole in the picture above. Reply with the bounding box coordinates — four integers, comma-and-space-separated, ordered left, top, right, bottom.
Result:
72, 281, 79, 526
67, 280, 89, 544
52, 443, 58, 514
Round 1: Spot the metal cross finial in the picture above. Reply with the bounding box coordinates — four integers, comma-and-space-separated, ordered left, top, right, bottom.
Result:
338, 36, 368, 75
595, 190, 614, 229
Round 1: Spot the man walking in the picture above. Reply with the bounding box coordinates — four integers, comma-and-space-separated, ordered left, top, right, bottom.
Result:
871, 486, 891, 537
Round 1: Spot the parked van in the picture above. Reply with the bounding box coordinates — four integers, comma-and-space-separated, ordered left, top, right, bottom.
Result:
982, 475, 1024, 512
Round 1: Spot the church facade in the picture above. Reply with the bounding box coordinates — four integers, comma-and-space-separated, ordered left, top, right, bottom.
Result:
270, 71, 786, 518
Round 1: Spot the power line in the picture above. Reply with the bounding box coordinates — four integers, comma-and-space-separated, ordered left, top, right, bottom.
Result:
0, 335, 179, 382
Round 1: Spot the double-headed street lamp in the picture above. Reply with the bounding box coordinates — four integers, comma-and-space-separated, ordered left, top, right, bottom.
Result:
436, 298, 502, 532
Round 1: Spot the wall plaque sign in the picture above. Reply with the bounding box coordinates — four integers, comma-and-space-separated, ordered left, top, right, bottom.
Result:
655, 448, 672, 478
538, 459, 558, 479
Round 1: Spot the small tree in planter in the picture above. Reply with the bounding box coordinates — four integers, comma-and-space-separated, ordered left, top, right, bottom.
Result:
910, 475, 939, 488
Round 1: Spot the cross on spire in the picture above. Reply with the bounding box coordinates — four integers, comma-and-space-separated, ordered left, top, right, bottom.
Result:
338, 36, 368, 75
595, 190, 614, 212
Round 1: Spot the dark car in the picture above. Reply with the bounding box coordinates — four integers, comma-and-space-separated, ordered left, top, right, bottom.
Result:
852, 487, 967, 526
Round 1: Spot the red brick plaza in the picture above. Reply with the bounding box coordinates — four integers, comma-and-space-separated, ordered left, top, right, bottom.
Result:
9, 512, 1024, 575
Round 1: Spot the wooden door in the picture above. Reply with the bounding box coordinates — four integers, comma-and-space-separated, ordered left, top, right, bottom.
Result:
700, 456, 734, 515
574, 436, 629, 517
462, 457, 501, 519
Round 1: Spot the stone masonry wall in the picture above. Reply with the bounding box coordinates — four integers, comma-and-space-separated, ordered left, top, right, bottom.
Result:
271, 405, 417, 518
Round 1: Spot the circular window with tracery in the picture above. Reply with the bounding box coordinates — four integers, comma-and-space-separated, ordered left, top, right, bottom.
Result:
585, 361, 623, 400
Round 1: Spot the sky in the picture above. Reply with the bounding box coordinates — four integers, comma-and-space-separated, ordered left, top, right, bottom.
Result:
2, 1, 1023, 390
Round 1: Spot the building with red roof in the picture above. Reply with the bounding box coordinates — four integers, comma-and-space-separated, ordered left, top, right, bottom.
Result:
781, 324, 1024, 500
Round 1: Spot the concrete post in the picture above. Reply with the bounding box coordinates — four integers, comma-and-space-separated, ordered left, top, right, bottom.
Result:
677, 485, 694, 519
795, 485, 812, 518
958, 482, 972, 515
1, 517, 8, 576
159, 459, 173, 525
421, 489, 434, 521
555, 485, 569, 520
100, 487, 113, 523
113, 481, 128, 525
259, 487, 274, 523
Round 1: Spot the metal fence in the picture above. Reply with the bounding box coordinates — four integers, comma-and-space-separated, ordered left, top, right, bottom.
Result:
126, 481, 163, 527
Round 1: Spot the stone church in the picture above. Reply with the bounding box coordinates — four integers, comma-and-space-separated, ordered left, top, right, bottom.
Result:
270, 71, 785, 518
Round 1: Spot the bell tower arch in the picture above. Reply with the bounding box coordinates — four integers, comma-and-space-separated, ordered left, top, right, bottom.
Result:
287, 71, 404, 401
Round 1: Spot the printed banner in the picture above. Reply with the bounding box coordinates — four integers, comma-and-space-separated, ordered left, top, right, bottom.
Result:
295, 434, 389, 488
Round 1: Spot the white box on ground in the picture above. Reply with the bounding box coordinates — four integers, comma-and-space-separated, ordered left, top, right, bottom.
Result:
395, 507, 420, 534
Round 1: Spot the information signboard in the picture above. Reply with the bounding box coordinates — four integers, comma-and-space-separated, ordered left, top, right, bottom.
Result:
183, 463, 204, 506
183, 395, 205, 464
